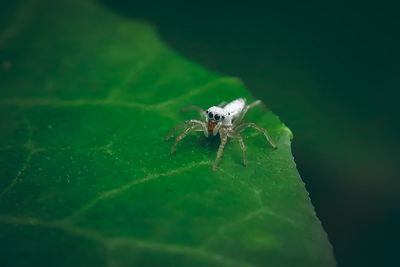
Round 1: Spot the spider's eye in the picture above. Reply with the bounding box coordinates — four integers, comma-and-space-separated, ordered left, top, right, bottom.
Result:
222, 116, 225, 119
206, 110, 209, 114
208, 112, 213, 119
214, 114, 220, 120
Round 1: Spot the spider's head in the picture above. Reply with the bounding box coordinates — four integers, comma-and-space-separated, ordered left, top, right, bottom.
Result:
206, 106, 226, 132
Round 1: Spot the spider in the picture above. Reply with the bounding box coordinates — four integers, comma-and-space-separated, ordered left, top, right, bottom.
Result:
165, 98, 277, 170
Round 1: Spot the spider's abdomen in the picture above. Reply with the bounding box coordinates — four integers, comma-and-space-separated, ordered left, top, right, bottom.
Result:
223, 98, 246, 119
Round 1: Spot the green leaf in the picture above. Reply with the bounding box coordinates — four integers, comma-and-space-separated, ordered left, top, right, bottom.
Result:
0, 0, 335, 266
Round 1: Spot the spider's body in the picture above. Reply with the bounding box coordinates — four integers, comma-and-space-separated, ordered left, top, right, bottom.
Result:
165, 98, 276, 170
206, 98, 245, 132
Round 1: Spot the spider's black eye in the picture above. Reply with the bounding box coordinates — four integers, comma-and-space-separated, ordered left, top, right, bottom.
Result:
214, 114, 220, 120
208, 112, 213, 119
222, 116, 225, 119
206, 110, 209, 113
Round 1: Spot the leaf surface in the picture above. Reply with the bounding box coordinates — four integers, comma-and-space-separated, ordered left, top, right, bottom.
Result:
0, 0, 335, 266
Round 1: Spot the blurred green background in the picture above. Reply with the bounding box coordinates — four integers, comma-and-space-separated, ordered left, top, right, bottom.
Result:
98, 0, 399, 266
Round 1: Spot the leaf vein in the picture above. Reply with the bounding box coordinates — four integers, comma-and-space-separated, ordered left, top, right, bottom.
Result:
64, 160, 210, 221
0, 215, 253, 267
0, 115, 44, 198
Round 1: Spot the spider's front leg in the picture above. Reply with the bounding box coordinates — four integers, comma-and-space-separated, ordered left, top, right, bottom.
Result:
212, 122, 223, 136
212, 128, 229, 170
169, 122, 206, 154
226, 131, 248, 167
164, 119, 207, 142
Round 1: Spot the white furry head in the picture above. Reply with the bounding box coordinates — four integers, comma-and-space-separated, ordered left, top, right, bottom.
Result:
206, 106, 227, 123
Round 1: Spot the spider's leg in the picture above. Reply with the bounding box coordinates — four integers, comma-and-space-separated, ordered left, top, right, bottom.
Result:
189, 119, 208, 138
165, 120, 204, 141
202, 122, 209, 138
233, 100, 262, 127
236, 135, 247, 166
232, 106, 248, 127
181, 105, 206, 120
164, 121, 186, 141
170, 125, 203, 154
236, 122, 277, 149
212, 122, 223, 136
247, 100, 262, 109
212, 131, 228, 170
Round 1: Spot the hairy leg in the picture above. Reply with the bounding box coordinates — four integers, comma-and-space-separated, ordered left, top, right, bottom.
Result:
247, 100, 262, 109
233, 100, 262, 127
212, 122, 223, 136
212, 132, 228, 170
236, 135, 247, 166
165, 119, 206, 141
170, 125, 203, 154
236, 122, 277, 149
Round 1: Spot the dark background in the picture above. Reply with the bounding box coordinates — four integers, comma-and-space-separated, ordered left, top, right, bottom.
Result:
99, 0, 400, 266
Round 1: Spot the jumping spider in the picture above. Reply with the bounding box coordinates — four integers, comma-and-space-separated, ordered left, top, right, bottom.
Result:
165, 98, 277, 170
